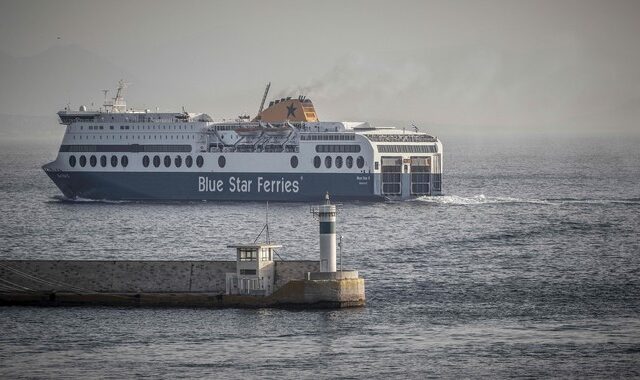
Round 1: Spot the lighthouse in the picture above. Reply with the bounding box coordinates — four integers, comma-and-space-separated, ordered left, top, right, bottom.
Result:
316, 192, 337, 272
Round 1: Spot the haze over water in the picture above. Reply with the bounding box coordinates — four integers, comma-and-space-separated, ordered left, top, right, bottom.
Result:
1, 134, 639, 378
2, 0, 640, 377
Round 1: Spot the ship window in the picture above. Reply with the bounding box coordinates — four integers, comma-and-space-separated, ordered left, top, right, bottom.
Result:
69, 155, 76, 167
217, 156, 225, 168
164, 155, 171, 168
335, 156, 343, 168
90, 155, 97, 167
186, 156, 193, 168
110, 126, 114, 130
100, 155, 107, 167
315, 144, 361, 153
346, 156, 353, 169
313, 156, 321, 168
121, 155, 129, 168
290, 155, 298, 168
109, 155, 117, 167
375, 161, 379, 170
325, 156, 332, 168
143, 155, 150, 168
175, 155, 182, 168
79, 155, 87, 167
153, 155, 160, 168
357, 156, 365, 169
197, 155, 205, 168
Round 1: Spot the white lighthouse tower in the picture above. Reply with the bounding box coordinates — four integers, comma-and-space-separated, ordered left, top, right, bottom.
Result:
315, 192, 337, 272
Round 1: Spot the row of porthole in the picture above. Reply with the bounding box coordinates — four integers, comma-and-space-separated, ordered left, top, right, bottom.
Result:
311, 155, 364, 169
142, 155, 227, 169
142, 155, 207, 168
69, 155, 128, 168
69, 154, 363, 170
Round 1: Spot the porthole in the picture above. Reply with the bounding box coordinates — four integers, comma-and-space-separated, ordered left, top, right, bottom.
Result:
197, 155, 204, 168
290, 155, 298, 168
100, 155, 107, 167
143, 155, 150, 168
111, 155, 118, 167
325, 156, 332, 168
313, 156, 321, 168
357, 156, 365, 169
217, 155, 225, 168
69, 155, 76, 167
186, 156, 193, 168
335, 156, 343, 168
90, 155, 97, 167
164, 155, 171, 168
79, 155, 87, 167
153, 155, 160, 168
121, 155, 129, 168
175, 155, 182, 168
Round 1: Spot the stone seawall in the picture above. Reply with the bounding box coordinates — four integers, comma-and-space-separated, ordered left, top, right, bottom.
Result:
0, 260, 319, 294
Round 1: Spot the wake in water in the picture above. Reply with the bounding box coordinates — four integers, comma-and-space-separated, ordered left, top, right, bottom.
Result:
48, 195, 132, 204
412, 194, 552, 205
413, 194, 640, 206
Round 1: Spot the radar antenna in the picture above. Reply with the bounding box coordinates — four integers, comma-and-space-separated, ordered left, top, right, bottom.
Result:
257, 82, 271, 117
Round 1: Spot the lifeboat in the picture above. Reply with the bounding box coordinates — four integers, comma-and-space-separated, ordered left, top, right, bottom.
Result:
234, 125, 264, 136
263, 124, 292, 137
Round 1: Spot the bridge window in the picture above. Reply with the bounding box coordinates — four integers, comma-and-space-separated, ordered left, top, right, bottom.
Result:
346, 156, 353, 169
153, 155, 160, 168
315, 144, 361, 153
111, 155, 118, 167
100, 155, 107, 167
90, 155, 97, 167
335, 156, 343, 168
325, 156, 332, 168
175, 155, 182, 168
313, 156, 321, 168
164, 155, 171, 168
79, 155, 87, 167
357, 156, 365, 169
69, 155, 76, 167
143, 155, 150, 168
186, 155, 193, 168
121, 155, 129, 168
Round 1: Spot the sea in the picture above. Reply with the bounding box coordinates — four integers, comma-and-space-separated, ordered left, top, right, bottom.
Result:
0, 133, 639, 378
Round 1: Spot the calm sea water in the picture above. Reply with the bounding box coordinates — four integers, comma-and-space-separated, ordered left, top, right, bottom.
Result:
1, 134, 639, 378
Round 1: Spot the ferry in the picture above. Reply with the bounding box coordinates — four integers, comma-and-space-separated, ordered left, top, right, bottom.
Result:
43, 81, 443, 201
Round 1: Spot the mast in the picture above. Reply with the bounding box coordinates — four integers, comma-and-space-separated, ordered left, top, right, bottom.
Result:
257, 82, 271, 117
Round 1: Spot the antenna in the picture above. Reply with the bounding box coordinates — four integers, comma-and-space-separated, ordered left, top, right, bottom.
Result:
253, 201, 271, 244
102, 90, 109, 107
266, 201, 270, 244
257, 82, 271, 116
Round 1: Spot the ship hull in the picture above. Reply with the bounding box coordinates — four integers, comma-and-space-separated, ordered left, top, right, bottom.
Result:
44, 170, 382, 201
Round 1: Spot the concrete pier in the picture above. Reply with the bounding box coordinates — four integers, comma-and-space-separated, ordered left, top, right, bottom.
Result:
0, 260, 365, 309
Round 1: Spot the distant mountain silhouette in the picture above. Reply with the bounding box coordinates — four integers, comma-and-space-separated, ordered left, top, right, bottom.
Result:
0, 44, 135, 116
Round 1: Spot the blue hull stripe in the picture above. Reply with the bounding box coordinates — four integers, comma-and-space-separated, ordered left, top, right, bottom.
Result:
45, 171, 381, 201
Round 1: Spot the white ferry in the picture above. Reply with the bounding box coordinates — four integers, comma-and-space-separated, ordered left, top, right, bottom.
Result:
43, 81, 443, 201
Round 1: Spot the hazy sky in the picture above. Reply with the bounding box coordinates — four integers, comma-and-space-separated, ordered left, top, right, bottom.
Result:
1, 0, 639, 135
